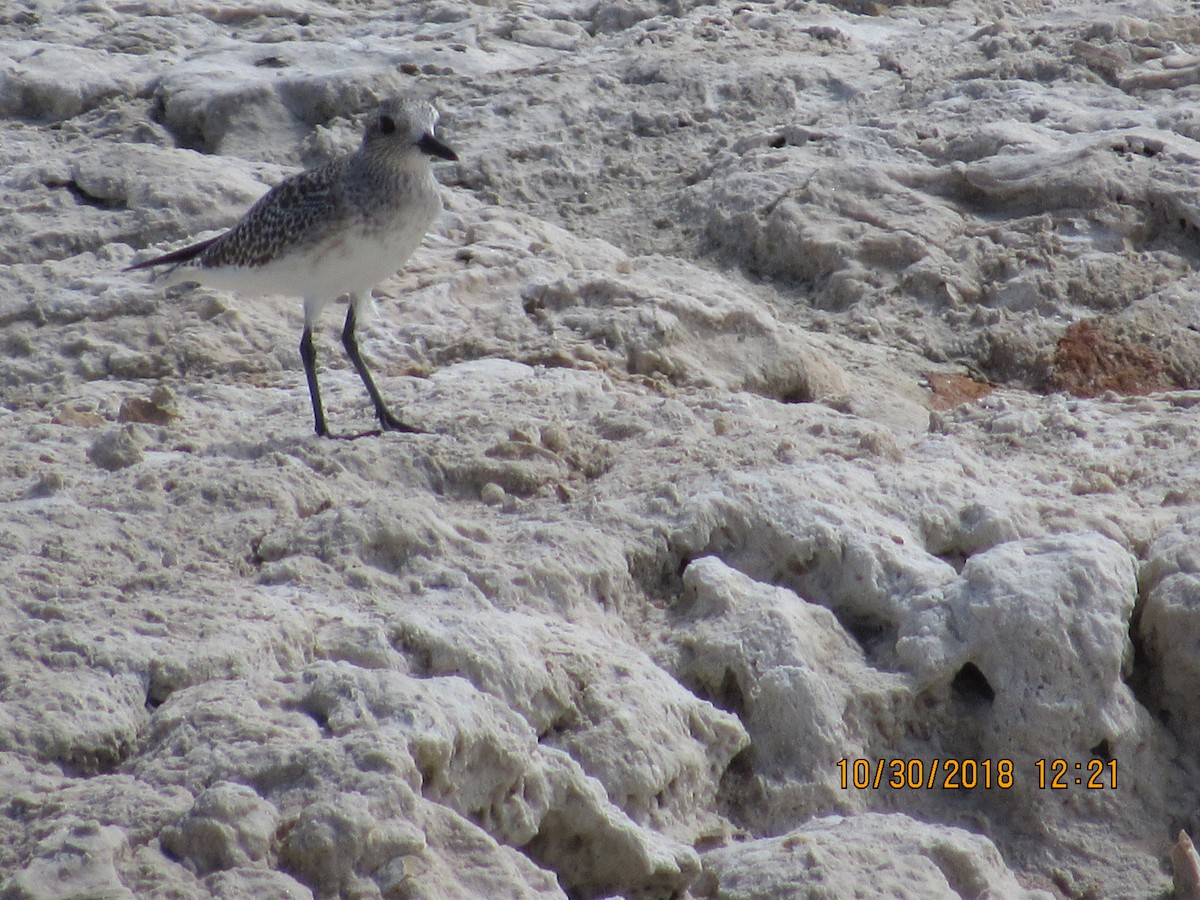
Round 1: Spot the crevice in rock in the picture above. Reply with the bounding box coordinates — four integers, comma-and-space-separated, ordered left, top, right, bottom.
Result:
683, 666, 749, 720
643, 528, 904, 669
931, 549, 968, 574
1123, 589, 1165, 724
626, 541, 689, 610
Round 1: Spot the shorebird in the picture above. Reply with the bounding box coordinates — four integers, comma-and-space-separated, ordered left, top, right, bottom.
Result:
126, 97, 457, 438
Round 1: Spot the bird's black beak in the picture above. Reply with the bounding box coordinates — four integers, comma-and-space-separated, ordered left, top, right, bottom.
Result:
418, 133, 458, 162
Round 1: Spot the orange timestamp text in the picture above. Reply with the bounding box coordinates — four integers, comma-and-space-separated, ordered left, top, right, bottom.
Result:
836, 758, 1118, 791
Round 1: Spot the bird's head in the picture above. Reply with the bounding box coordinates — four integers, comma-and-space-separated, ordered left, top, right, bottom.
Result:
363, 98, 458, 164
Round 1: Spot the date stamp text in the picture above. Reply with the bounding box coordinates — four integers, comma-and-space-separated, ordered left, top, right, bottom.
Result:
836, 758, 1117, 790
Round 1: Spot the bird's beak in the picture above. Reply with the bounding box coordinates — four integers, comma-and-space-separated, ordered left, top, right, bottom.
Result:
418, 133, 458, 161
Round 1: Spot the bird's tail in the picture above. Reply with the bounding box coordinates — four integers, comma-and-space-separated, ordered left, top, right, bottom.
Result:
124, 234, 222, 272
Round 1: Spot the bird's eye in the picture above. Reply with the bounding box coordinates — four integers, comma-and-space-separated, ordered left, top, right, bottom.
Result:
379, 115, 396, 135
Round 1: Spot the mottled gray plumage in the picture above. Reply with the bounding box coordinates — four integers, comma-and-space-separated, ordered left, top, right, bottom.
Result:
127, 97, 458, 438
186, 160, 349, 270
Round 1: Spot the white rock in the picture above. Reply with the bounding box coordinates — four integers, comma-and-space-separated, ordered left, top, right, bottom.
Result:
699, 813, 1051, 899
4, 821, 137, 900
898, 533, 1138, 759
1137, 515, 1200, 744
674, 557, 906, 824
3, 1, 1200, 897
160, 782, 279, 875
673, 473, 957, 637
203, 867, 314, 900
390, 606, 749, 838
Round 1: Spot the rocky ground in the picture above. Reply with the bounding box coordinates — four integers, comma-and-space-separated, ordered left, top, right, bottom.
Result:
4, 0, 1200, 897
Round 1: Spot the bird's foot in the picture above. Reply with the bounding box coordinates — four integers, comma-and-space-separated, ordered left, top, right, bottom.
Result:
323, 427, 383, 441
311, 411, 422, 440
378, 409, 424, 434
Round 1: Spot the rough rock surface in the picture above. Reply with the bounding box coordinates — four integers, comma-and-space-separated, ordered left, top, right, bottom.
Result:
3, 0, 1200, 898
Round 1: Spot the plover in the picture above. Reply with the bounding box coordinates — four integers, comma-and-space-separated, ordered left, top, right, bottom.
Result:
126, 97, 458, 438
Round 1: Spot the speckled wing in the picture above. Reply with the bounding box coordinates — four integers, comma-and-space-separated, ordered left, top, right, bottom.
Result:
194, 160, 350, 270
125, 158, 350, 273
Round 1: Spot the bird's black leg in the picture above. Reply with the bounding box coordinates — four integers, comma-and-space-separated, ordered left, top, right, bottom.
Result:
300, 325, 330, 437
341, 305, 420, 433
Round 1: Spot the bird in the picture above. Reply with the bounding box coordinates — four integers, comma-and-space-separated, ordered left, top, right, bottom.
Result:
126, 97, 458, 438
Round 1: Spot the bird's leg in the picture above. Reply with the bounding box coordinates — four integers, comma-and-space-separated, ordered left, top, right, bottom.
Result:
341, 302, 421, 434
300, 325, 330, 438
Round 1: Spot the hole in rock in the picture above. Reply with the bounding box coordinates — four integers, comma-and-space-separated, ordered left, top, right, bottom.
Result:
43, 178, 126, 210
727, 745, 754, 777
842, 614, 897, 662
776, 384, 813, 404
951, 662, 995, 705
769, 134, 787, 149
1091, 739, 1112, 762
714, 667, 746, 717
295, 703, 329, 732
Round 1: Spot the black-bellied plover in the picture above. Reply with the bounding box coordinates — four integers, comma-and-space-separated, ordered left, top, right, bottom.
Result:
126, 97, 457, 438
